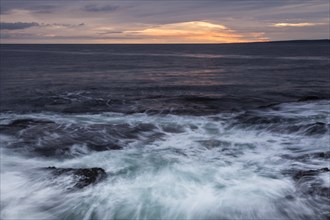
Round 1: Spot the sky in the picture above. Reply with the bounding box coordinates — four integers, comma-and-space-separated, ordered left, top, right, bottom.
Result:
0, 0, 329, 43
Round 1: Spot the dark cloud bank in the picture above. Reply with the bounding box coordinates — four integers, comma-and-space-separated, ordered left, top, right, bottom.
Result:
0, 22, 39, 30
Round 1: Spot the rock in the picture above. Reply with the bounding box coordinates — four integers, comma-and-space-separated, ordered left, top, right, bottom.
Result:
298, 96, 322, 102
291, 168, 330, 198
304, 122, 328, 135
182, 96, 220, 103
197, 139, 229, 149
283, 151, 330, 162
316, 152, 330, 158
44, 166, 107, 189
304, 186, 330, 198
293, 167, 329, 181
0, 119, 55, 134
284, 195, 295, 200
6, 119, 55, 128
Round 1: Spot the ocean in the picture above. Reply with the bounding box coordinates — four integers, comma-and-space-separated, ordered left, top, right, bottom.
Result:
0, 41, 329, 219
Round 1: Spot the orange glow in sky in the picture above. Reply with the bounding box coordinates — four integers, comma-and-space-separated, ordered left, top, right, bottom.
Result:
1, 1, 328, 43
126, 21, 250, 43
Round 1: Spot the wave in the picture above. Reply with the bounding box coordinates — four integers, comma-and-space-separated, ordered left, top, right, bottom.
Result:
1, 100, 329, 219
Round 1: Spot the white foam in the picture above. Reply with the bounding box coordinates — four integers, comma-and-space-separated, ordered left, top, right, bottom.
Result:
1, 100, 329, 219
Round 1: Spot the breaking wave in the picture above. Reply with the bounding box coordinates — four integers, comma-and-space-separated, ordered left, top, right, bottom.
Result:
1, 100, 329, 219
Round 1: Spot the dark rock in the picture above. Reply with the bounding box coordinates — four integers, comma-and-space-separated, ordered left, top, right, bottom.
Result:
87, 143, 122, 151
257, 102, 280, 109
316, 152, 330, 158
182, 96, 220, 103
235, 113, 289, 125
285, 195, 295, 200
298, 96, 322, 102
44, 166, 107, 189
1, 119, 54, 129
0, 119, 55, 135
304, 151, 330, 159
304, 186, 330, 198
161, 124, 185, 133
1, 120, 165, 159
283, 151, 330, 162
304, 122, 328, 135
197, 139, 229, 149
293, 167, 329, 181
286, 168, 330, 199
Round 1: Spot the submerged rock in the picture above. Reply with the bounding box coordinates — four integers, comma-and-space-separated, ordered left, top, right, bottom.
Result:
0, 119, 55, 134
44, 166, 107, 189
293, 167, 329, 181
4, 119, 55, 128
284, 151, 330, 162
298, 96, 322, 102
303, 122, 329, 135
291, 168, 330, 199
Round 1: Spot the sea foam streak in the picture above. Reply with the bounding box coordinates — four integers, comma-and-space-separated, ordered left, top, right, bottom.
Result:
1, 100, 329, 219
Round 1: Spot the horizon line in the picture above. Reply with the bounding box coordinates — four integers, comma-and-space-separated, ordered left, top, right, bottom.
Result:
0, 39, 329, 45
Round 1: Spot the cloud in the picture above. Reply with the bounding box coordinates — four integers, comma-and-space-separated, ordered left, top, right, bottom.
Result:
98, 31, 124, 35
0, 21, 85, 30
273, 22, 324, 27
0, 0, 328, 43
84, 4, 119, 12
0, 22, 40, 30
29, 5, 59, 14
125, 21, 267, 43
0, 2, 60, 14
0, 32, 40, 39
43, 23, 85, 28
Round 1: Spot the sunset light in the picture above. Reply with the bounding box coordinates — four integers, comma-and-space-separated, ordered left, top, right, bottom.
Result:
1, 1, 328, 43
1, 1, 330, 219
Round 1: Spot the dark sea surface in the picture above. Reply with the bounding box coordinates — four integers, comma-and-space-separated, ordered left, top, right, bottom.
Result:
1, 41, 330, 219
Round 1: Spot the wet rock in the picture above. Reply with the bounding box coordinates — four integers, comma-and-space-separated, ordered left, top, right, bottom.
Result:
303, 122, 328, 135
316, 152, 330, 159
31, 142, 122, 158
0, 119, 54, 129
197, 139, 229, 149
1, 120, 166, 159
9, 119, 54, 126
87, 143, 122, 151
305, 151, 330, 160
0, 119, 55, 135
234, 113, 292, 126
283, 151, 330, 162
257, 103, 280, 109
293, 167, 329, 181
289, 168, 330, 199
161, 124, 185, 133
298, 96, 322, 102
44, 166, 106, 189
284, 195, 295, 200
304, 185, 330, 198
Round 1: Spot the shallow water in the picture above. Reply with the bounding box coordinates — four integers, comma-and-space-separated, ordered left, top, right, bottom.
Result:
1, 100, 329, 220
